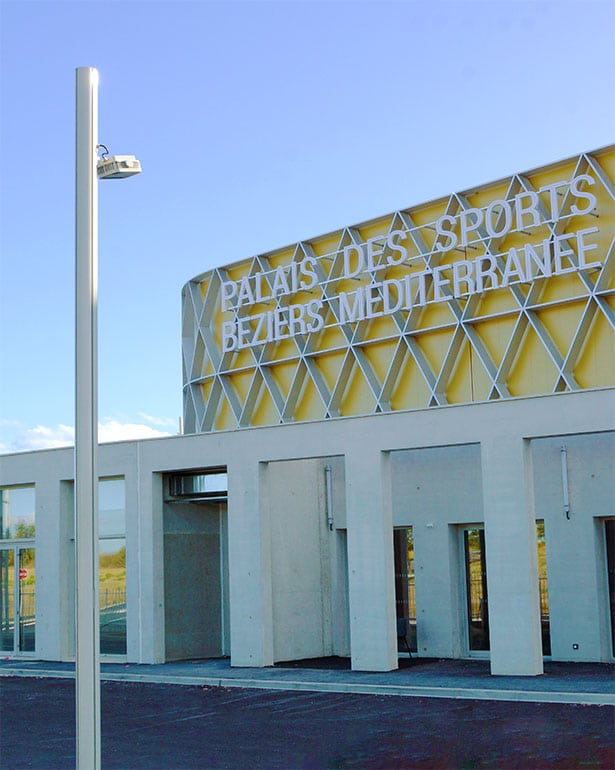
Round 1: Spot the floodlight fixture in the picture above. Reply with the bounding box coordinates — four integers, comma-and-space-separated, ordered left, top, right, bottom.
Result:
97, 154, 142, 180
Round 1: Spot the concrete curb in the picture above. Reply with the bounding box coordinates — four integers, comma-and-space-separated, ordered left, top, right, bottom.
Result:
2, 667, 613, 706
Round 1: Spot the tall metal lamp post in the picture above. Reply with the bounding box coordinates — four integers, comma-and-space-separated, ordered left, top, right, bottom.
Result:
74, 66, 141, 770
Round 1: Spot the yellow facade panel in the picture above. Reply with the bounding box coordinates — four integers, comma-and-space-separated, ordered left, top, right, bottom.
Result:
574, 312, 615, 389
525, 161, 577, 197
266, 246, 298, 269
360, 313, 400, 344
268, 360, 299, 401
316, 350, 346, 394
199, 380, 213, 407
508, 326, 560, 397
536, 302, 588, 360
251, 381, 279, 427
183, 146, 615, 433
538, 272, 591, 305
293, 367, 327, 422
263, 336, 301, 363
390, 353, 432, 411
356, 219, 390, 244
446, 342, 492, 404
464, 182, 512, 213
474, 316, 522, 370
211, 308, 235, 353
472, 287, 522, 319
340, 364, 377, 417
411, 301, 456, 333
309, 232, 343, 259
416, 328, 456, 376
214, 395, 236, 432
227, 369, 254, 403
311, 315, 349, 353
226, 346, 256, 373
202, 358, 214, 377
362, 339, 398, 386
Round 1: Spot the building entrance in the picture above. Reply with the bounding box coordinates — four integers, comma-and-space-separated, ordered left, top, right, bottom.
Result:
0, 545, 35, 654
606, 520, 615, 657
163, 471, 229, 661
393, 528, 416, 654
463, 527, 489, 652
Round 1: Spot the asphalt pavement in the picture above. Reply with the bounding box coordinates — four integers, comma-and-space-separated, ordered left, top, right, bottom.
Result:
1, 657, 614, 769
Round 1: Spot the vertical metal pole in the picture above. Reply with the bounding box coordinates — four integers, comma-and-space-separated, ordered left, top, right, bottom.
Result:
324, 465, 334, 530
560, 445, 571, 519
75, 65, 101, 770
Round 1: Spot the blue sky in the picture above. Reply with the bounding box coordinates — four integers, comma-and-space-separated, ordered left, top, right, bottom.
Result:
1, 0, 613, 453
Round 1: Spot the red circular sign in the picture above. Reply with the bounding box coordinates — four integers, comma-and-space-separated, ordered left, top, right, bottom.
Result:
19, 568, 28, 580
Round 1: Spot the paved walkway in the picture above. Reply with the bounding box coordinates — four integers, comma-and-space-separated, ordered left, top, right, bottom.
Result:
1, 656, 613, 705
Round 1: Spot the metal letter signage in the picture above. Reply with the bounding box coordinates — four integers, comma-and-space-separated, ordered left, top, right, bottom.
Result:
182, 147, 615, 433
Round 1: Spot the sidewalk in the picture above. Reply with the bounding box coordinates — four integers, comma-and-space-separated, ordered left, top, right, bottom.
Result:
1, 656, 613, 705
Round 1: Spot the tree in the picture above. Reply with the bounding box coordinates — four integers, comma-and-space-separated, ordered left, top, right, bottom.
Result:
15, 522, 35, 539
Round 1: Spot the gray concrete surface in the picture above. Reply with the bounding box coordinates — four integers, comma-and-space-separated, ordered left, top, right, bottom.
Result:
1, 659, 614, 770
1, 656, 613, 705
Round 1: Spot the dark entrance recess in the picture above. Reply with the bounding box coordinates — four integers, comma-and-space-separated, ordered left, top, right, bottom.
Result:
464, 528, 489, 652
393, 528, 417, 654
606, 520, 615, 657
163, 470, 229, 661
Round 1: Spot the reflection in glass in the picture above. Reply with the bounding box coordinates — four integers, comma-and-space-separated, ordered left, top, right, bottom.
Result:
19, 548, 35, 652
0, 547, 35, 652
464, 528, 490, 651
1, 487, 35, 540
536, 520, 551, 656
394, 528, 417, 653
98, 478, 127, 655
606, 520, 615, 656
0, 549, 14, 651
99, 478, 125, 538
99, 537, 126, 654
168, 472, 228, 498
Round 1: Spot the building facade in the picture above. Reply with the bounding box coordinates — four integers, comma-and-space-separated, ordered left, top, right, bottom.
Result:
1, 146, 614, 676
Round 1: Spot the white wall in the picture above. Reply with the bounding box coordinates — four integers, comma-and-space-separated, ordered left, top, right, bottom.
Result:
532, 432, 615, 661
391, 443, 483, 658
1, 388, 613, 674
268, 459, 332, 662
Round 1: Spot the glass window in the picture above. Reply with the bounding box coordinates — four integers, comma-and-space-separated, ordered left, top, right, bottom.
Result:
536, 520, 551, 656
464, 527, 489, 651
168, 471, 227, 499
0, 486, 36, 654
393, 528, 417, 654
99, 478, 125, 538
1, 486, 35, 540
0, 546, 36, 653
99, 478, 126, 655
19, 548, 35, 652
605, 520, 615, 656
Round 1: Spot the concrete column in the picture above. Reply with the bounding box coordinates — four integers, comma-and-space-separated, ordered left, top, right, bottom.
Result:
33, 476, 63, 661
123, 454, 140, 663
228, 458, 273, 667
135, 461, 165, 663
481, 436, 543, 675
59, 479, 76, 660
345, 448, 397, 671
413, 524, 462, 658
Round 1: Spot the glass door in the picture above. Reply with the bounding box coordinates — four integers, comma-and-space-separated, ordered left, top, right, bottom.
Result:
0, 548, 13, 651
0, 545, 35, 654
606, 520, 615, 657
463, 527, 489, 651
393, 528, 417, 654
